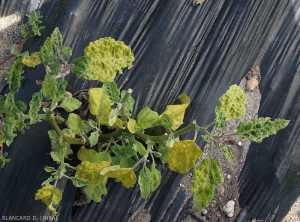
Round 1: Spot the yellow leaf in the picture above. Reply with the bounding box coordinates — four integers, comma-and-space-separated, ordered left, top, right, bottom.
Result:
77, 146, 97, 161
160, 94, 190, 131
105, 168, 137, 188
168, 140, 202, 174
22, 52, 42, 67
89, 88, 113, 126
75, 161, 110, 185
127, 118, 137, 133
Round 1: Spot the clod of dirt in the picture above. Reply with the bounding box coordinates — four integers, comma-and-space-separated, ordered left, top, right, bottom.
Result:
193, 0, 206, 7
223, 200, 235, 218
246, 66, 261, 91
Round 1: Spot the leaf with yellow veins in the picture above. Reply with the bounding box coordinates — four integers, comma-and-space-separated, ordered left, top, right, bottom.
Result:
22, 52, 42, 67
89, 88, 114, 126
160, 94, 190, 131
35, 185, 62, 216
77, 146, 97, 161
168, 140, 202, 174
84, 37, 135, 82
128, 118, 137, 133
215, 85, 247, 120
75, 161, 110, 185
105, 168, 137, 188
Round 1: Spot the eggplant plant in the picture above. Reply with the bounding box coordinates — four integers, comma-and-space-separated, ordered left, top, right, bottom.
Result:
0, 27, 289, 216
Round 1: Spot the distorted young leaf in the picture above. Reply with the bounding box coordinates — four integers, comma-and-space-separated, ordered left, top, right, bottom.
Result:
111, 144, 136, 159
28, 92, 43, 124
77, 146, 97, 161
120, 90, 135, 117
149, 164, 161, 192
128, 118, 137, 133
75, 161, 110, 185
160, 94, 190, 131
51, 27, 63, 52
223, 147, 236, 163
9, 58, 24, 93
84, 181, 108, 202
137, 107, 159, 129
84, 37, 135, 82
60, 98, 82, 112
44, 166, 56, 173
138, 167, 151, 198
39, 37, 54, 65
62, 128, 75, 138
105, 168, 136, 188
87, 151, 111, 163
35, 185, 62, 216
168, 140, 202, 174
42, 76, 57, 101
108, 108, 119, 126
215, 85, 247, 120
237, 117, 289, 143
135, 141, 147, 156
103, 82, 120, 103
50, 151, 62, 163
89, 131, 99, 147
215, 111, 228, 129
71, 56, 91, 79
68, 113, 86, 136
89, 88, 113, 126
60, 47, 72, 62
70, 177, 90, 187
22, 52, 42, 67
191, 159, 223, 211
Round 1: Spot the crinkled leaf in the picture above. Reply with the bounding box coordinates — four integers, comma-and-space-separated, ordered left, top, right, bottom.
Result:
77, 146, 97, 161
215, 111, 228, 129
215, 85, 247, 120
168, 140, 202, 174
68, 113, 86, 136
70, 177, 90, 187
29, 92, 43, 124
60, 98, 82, 112
191, 159, 223, 211
111, 144, 136, 159
84, 37, 135, 82
51, 27, 63, 52
138, 167, 151, 198
71, 56, 91, 79
237, 117, 289, 143
105, 168, 136, 188
128, 118, 137, 133
22, 52, 42, 67
42, 76, 57, 100
35, 185, 62, 216
84, 181, 107, 202
160, 94, 190, 131
39, 37, 54, 65
60, 47, 72, 62
9, 58, 24, 93
75, 161, 110, 185
223, 147, 235, 163
89, 131, 99, 147
137, 107, 159, 129
103, 82, 120, 102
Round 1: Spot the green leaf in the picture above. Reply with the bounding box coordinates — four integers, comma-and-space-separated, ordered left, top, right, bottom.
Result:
28, 92, 43, 124
87, 151, 111, 163
135, 141, 147, 156
161, 114, 173, 130
215, 85, 247, 120
9, 58, 24, 93
103, 82, 120, 103
50, 151, 62, 163
68, 113, 86, 136
71, 56, 91, 79
108, 108, 119, 126
84, 181, 107, 202
88, 119, 98, 128
60, 97, 82, 112
160, 94, 190, 131
128, 118, 137, 133
77, 146, 97, 161
105, 168, 137, 188
120, 90, 135, 117
168, 140, 202, 174
215, 112, 228, 129
191, 159, 223, 211
137, 107, 159, 129
158, 144, 169, 164
70, 177, 90, 187
35, 185, 62, 216
119, 158, 136, 168
149, 164, 161, 192
223, 147, 236, 163
83, 37, 135, 82
111, 144, 136, 159
138, 167, 151, 198
89, 131, 99, 147
237, 117, 289, 143
22, 52, 42, 67
51, 27, 63, 52
44, 166, 56, 173
55, 116, 65, 122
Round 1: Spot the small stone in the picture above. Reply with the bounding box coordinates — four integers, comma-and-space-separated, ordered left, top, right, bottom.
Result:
226, 174, 231, 180
221, 187, 225, 194
201, 209, 207, 215
237, 141, 242, 146
223, 200, 235, 218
